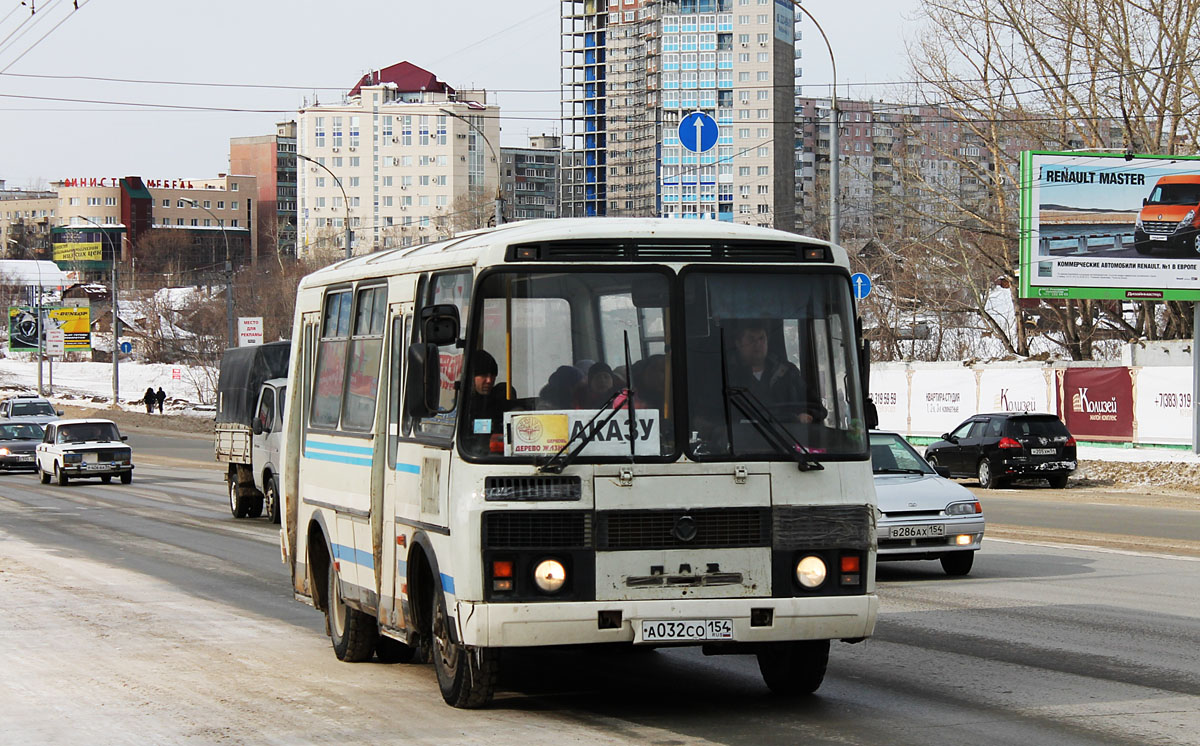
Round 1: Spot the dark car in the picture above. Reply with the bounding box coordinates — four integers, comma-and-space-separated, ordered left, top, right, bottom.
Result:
0, 422, 45, 471
924, 412, 1077, 489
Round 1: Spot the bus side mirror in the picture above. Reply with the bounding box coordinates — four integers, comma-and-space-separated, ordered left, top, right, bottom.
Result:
421, 304, 460, 346
406, 342, 442, 418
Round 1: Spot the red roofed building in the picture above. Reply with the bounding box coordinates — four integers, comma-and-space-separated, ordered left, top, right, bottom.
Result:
297, 62, 500, 254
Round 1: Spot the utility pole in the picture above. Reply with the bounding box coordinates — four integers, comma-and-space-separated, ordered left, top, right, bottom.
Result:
793, 2, 839, 245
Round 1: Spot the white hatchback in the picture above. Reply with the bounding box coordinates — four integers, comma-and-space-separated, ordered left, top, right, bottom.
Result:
35, 418, 134, 486
870, 431, 985, 576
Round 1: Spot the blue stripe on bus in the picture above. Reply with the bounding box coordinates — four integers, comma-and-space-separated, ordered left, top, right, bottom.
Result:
332, 542, 375, 569
395, 462, 420, 474
305, 439, 373, 455
305, 450, 372, 467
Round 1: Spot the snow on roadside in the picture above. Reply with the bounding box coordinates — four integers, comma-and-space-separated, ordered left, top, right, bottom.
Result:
0, 357, 215, 416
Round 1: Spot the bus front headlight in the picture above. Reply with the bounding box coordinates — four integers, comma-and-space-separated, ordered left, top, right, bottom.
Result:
532, 558, 567, 593
795, 555, 827, 588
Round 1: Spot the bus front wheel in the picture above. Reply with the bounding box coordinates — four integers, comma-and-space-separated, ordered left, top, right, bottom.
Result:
431, 580, 497, 708
757, 639, 829, 695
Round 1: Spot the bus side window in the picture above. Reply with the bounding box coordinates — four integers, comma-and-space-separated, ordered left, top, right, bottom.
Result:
310, 289, 353, 428
389, 313, 412, 467
411, 269, 472, 441
341, 284, 387, 432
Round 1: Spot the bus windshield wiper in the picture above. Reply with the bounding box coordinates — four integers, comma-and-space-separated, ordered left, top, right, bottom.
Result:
724, 386, 823, 472
536, 389, 624, 474
874, 467, 927, 475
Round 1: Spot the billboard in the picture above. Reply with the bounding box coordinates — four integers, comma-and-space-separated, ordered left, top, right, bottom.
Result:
1056, 367, 1134, 441
7, 306, 92, 352
1020, 151, 1200, 301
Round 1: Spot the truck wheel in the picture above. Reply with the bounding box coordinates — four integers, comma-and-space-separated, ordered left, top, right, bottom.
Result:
228, 469, 250, 518
327, 566, 376, 662
264, 476, 281, 525
247, 495, 264, 519
432, 577, 498, 708
757, 640, 829, 695
55, 463, 69, 486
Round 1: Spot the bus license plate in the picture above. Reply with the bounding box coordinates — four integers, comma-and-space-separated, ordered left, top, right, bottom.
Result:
890, 524, 945, 538
639, 619, 734, 643
1031, 448, 1057, 455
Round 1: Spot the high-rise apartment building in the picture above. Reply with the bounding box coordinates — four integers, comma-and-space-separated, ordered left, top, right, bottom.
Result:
500, 135, 561, 222
296, 62, 500, 254
230, 121, 298, 259
561, 0, 796, 229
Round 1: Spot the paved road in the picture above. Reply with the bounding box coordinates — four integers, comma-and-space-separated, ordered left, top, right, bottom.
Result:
0, 444, 1196, 744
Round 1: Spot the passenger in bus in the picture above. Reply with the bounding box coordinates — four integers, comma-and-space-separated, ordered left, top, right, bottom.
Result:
612, 354, 667, 413
538, 365, 584, 409
462, 350, 516, 451
581, 362, 619, 407
727, 321, 826, 423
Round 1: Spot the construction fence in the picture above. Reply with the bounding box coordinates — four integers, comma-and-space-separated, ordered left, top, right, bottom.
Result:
871, 362, 1194, 447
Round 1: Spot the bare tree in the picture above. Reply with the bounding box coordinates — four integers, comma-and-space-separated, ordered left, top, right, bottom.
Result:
898, 0, 1200, 359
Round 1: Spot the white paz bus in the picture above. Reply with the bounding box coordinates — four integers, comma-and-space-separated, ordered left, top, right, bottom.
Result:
280, 219, 878, 707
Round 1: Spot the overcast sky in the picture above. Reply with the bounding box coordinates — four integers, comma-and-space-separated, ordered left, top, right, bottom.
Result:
0, 0, 920, 187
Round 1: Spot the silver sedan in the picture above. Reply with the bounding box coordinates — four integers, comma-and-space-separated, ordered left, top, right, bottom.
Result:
870, 431, 985, 576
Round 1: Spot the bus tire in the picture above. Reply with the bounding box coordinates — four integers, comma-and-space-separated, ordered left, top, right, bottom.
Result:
432, 579, 497, 708
326, 566, 376, 662
757, 639, 829, 696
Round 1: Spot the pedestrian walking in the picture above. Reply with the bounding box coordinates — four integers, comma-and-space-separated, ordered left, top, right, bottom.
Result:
155, 387, 166, 414
143, 387, 156, 414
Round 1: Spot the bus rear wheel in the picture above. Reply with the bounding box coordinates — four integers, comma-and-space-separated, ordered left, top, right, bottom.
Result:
432, 580, 497, 708
326, 567, 376, 662
757, 639, 829, 695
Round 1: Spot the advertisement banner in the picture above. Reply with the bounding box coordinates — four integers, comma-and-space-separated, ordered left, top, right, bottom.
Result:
869, 367, 910, 432
7, 306, 91, 352
1058, 367, 1134, 440
978, 368, 1054, 416
504, 409, 660, 456
1020, 151, 1200, 301
907, 368, 977, 436
1133, 367, 1193, 445
52, 242, 103, 262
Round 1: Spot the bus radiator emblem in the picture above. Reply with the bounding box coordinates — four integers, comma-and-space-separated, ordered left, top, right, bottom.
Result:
673, 515, 697, 542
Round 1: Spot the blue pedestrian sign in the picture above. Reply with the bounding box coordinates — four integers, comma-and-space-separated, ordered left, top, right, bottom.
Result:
679, 111, 719, 153
851, 273, 872, 300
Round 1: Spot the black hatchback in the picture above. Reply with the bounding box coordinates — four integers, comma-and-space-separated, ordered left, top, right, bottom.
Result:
924, 413, 1077, 489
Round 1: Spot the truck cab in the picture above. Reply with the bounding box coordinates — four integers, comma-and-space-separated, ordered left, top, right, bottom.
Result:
1134, 174, 1200, 254
250, 378, 287, 519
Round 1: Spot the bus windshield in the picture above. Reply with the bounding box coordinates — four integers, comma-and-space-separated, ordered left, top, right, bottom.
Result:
461, 268, 674, 461
682, 269, 865, 459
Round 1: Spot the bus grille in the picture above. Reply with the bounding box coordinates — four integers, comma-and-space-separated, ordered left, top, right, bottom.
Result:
483, 511, 592, 549
773, 505, 874, 550
597, 508, 770, 550
484, 475, 581, 502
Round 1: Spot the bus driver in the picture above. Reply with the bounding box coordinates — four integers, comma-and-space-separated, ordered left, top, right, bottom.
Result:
727, 321, 827, 424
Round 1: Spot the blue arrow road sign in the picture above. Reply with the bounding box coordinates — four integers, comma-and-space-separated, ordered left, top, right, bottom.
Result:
120, 341, 132, 354
679, 111, 719, 153
851, 273, 872, 300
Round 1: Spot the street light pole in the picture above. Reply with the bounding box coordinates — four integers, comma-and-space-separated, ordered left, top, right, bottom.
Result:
295, 152, 351, 259
439, 108, 503, 227
182, 199, 235, 348
793, 2, 839, 245
79, 216, 120, 407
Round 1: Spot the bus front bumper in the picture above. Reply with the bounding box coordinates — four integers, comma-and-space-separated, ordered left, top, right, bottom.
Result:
455, 594, 878, 648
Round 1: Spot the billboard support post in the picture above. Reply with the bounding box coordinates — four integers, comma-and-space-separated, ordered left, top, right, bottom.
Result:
1194, 302, 1199, 455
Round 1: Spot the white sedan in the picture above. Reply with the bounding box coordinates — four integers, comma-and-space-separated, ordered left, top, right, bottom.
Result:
870, 431, 984, 576
35, 418, 134, 486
